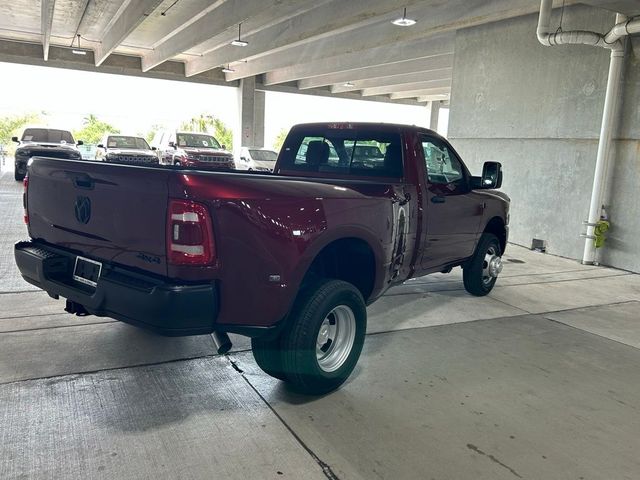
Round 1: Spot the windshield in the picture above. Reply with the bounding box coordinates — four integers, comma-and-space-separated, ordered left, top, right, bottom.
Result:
21, 128, 75, 144
249, 149, 278, 162
106, 136, 151, 150
176, 133, 221, 149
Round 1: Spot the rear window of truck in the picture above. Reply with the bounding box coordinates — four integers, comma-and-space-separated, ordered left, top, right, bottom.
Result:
278, 128, 403, 178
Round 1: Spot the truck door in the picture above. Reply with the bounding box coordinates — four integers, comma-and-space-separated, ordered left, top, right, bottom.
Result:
419, 135, 484, 270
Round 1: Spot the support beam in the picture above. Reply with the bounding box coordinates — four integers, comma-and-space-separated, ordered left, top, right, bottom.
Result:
186, 0, 426, 77
298, 57, 454, 90
238, 77, 265, 149
331, 71, 452, 94
41, 0, 55, 61
428, 101, 441, 131
263, 35, 454, 86
361, 80, 451, 97
391, 88, 451, 100
142, 0, 321, 72
95, 0, 164, 66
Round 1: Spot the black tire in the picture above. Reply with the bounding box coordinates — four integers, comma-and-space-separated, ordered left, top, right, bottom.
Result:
174, 160, 181, 166
463, 233, 502, 296
251, 335, 287, 381
14, 170, 25, 182
280, 279, 367, 395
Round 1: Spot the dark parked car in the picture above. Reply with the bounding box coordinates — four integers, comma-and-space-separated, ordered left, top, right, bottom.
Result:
15, 122, 509, 394
96, 135, 159, 165
12, 128, 83, 181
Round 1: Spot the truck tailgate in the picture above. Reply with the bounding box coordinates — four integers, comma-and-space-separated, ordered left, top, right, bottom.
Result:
27, 158, 170, 276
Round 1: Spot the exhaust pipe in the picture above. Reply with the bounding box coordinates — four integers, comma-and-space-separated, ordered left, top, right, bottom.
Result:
212, 331, 232, 355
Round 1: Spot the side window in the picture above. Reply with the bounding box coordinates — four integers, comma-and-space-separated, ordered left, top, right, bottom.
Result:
421, 138, 465, 186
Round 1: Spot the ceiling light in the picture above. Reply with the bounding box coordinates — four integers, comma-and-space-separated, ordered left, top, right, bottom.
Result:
231, 23, 248, 47
392, 8, 416, 27
343, 82, 355, 87
222, 65, 235, 73
71, 34, 87, 55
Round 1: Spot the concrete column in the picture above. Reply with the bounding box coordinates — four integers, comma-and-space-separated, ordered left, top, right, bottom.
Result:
428, 101, 441, 132
237, 76, 265, 148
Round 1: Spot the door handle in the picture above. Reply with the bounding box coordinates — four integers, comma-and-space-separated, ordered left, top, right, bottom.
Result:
431, 196, 446, 204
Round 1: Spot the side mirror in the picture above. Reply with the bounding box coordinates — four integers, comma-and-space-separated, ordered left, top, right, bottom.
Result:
481, 161, 502, 189
240, 157, 247, 162
151, 146, 157, 151
12, 136, 19, 143
97, 144, 104, 149
168, 141, 176, 149
77, 140, 84, 146
221, 144, 227, 150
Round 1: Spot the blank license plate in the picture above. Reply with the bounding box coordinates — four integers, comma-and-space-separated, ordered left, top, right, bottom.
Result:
73, 256, 102, 287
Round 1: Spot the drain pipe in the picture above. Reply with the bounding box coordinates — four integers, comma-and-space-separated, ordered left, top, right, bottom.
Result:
536, 0, 636, 264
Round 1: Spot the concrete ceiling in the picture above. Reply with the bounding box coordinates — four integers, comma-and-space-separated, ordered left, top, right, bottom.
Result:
0, 0, 637, 104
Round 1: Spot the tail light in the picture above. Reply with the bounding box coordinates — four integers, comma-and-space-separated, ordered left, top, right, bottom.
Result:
23, 176, 29, 225
167, 199, 215, 265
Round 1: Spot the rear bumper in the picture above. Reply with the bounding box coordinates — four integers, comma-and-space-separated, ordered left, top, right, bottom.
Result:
14, 241, 219, 336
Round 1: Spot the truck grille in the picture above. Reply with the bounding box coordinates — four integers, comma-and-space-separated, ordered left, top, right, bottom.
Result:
110, 155, 157, 164
197, 156, 231, 163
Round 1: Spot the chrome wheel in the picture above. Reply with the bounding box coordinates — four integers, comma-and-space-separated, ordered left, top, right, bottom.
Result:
316, 305, 356, 373
482, 246, 503, 286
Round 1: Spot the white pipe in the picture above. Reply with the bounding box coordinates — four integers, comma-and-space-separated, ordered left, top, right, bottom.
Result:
536, 1, 630, 265
582, 44, 626, 264
605, 17, 640, 45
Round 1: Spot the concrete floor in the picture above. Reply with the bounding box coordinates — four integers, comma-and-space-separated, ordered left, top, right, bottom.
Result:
1, 165, 640, 479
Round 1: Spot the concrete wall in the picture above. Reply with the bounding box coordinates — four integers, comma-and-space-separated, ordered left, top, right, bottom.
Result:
448, 5, 640, 272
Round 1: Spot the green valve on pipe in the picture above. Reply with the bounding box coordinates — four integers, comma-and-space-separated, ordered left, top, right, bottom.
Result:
594, 220, 610, 249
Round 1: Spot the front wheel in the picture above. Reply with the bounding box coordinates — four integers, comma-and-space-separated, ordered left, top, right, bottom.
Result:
14, 170, 25, 182
256, 279, 366, 395
463, 233, 503, 296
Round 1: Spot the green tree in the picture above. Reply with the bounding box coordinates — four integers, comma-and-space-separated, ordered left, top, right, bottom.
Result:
0, 113, 40, 153
272, 128, 289, 151
73, 114, 120, 145
180, 114, 233, 150
144, 124, 163, 144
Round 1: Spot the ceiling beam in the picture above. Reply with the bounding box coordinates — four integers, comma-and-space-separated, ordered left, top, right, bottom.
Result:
185, 0, 426, 77
391, 88, 451, 100
41, 0, 56, 61
224, 0, 564, 82
94, 0, 164, 66
360, 79, 451, 97
142, 0, 322, 72
262, 35, 454, 86
330, 68, 453, 94
298, 57, 454, 90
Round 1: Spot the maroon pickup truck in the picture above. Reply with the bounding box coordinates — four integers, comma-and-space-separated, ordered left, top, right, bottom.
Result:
15, 123, 509, 394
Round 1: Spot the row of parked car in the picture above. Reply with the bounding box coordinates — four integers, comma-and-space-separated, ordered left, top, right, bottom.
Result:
11, 127, 278, 181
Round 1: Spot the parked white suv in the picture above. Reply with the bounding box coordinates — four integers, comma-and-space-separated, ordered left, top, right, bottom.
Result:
236, 147, 278, 172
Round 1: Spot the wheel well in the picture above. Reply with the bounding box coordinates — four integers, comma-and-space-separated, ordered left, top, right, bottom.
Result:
304, 238, 376, 302
484, 216, 506, 253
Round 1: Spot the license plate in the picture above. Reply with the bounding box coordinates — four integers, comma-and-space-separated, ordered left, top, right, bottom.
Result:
73, 256, 102, 288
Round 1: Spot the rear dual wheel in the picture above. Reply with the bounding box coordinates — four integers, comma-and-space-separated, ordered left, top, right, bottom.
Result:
251, 279, 366, 395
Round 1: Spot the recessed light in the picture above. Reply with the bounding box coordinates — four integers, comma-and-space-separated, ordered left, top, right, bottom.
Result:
231, 23, 248, 47
343, 82, 355, 87
222, 65, 235, 73
392, 8, 416, 27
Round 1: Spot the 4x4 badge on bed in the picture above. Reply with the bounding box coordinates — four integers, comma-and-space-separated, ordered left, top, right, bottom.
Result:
74, 196, 91, 224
